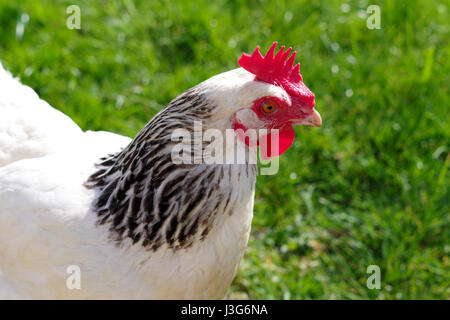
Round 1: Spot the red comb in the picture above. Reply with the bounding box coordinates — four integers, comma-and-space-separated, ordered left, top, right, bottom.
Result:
238, 42, 315, 108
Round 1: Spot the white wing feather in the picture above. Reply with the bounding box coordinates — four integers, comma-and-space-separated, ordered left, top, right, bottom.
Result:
0, 63, 133, 298
0, 63, 88, 166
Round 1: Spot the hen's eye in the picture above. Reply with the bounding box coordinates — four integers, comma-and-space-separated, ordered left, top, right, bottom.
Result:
261, 101, 277, 114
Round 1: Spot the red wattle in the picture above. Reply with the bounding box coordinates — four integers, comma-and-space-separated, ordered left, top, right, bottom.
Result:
260, 125, 295, 159
233, 119, 295, 159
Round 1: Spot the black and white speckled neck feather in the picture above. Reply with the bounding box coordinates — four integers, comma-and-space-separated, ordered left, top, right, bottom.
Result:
86, 86, 257, 251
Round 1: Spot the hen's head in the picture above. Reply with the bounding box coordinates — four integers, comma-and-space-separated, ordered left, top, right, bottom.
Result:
199, 42, 321, 158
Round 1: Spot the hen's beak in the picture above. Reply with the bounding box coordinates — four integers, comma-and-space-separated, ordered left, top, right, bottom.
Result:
294, 109, 322, 127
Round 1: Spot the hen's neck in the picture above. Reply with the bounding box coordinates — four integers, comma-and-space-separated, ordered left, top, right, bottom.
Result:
85, 88, 257, 251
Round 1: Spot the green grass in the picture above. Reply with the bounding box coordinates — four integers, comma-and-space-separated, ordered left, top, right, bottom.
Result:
0, 0, 448, 299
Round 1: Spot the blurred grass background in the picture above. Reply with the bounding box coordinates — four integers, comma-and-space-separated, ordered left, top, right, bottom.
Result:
0, 0, 448, 299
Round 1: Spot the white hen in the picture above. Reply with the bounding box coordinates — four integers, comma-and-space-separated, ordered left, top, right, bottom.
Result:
0, 42, 321, 299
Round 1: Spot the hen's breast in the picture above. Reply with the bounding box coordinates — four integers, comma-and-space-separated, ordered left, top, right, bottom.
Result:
133, 164, 256, 299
